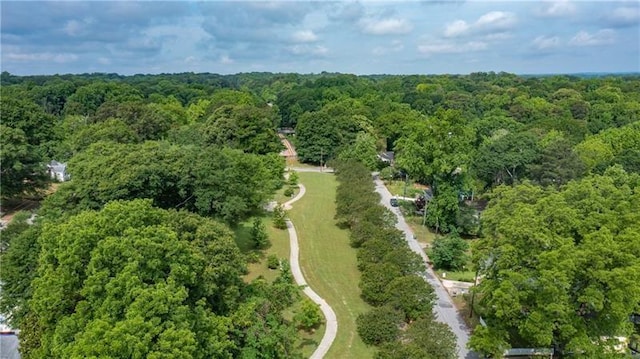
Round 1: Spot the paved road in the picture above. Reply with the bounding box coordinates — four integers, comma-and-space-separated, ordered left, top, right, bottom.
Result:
374, 178, 478, 359
283, 184, 338, 359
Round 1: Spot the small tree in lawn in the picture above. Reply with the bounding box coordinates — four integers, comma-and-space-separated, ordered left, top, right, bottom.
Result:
288, 171, 299, 186
272, 203, 288, 230
295, 298, 323, 331
250, 217, 270, 249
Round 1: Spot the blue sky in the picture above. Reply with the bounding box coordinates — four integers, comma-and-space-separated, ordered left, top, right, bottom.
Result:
2, 1, 639, 75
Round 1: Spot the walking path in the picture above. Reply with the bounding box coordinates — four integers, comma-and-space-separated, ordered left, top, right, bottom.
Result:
283, 183, 338, 359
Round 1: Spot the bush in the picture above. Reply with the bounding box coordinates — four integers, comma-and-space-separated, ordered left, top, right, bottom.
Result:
283, 187, 294, 197
267, 255, 280, 269
294, 298, 323, 331
288, 171, 299, 185
272, 203, 288, 229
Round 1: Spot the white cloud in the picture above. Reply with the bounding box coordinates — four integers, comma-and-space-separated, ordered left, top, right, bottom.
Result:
444, 20, 470, 38
372, 40, 404, 56
292, 30, 318, 43
532, 35, 561, 50
606, 7, 640, 27
538, 0, 577, 17
6, 52, 79, 63
444, 11, 516, 38
288, 44, 328, 56
569, 29, 615, 47
360, 17, 413, 35
475, 11, 517, 31
418, 40, 487, 55
219, 55, 234, 64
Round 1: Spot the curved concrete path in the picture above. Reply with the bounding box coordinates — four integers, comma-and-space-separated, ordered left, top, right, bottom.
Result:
283, 183, 338, 359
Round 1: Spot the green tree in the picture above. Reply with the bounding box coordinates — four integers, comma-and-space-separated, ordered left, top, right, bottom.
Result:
471, 168, 640, 355
376, 317, 458, 359
272, 204, 288, 230
0, 125, 48, 198
430, 235, 469, 271
250, 218, 269, 249
24, 200, 247, 358
356, 306, 404, 346
384, 275, 436, 322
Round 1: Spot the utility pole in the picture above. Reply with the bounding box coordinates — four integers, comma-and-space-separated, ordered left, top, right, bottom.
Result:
320, 147, 323, 172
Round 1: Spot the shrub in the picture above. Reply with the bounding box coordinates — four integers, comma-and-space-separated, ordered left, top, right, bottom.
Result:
294, 298, 323, 331
284, 187, 294, 197
267, 255, 280, 269
272, 203, 288, 229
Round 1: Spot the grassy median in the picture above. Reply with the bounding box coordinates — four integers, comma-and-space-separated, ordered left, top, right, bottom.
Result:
288, 172, 375, 358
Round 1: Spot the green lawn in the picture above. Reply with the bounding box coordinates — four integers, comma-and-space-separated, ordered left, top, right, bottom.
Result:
385, 180, 424, 198
288, 172, 375, 359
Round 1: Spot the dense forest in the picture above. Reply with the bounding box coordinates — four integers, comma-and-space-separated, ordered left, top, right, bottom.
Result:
1, 70, 639, 357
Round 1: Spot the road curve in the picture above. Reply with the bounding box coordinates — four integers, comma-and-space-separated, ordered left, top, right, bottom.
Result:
374, 178, 478, 359
283, 183, 338, 359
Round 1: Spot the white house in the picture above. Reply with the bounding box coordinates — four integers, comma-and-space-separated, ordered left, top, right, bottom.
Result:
47, 161, 70, 182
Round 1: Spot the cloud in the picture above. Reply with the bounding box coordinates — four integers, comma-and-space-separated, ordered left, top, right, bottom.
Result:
537, 0, 577, 17
360, 17, 413, 35
287, 44, 329, 57
219, 55, 234, 64
444, 20, 470, 38
604, 6, 640, 28
292, 30, 318, 43
328, 2, 364, 22
444, 11, 516, 38
569, 29, 615, 47
6, 52, 79, 63
372, 40, 404, 56
418, 40, 487, 55
532, 35, 561, 50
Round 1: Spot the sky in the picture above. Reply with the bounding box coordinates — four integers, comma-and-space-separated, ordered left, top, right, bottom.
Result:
1, 1, 639, 76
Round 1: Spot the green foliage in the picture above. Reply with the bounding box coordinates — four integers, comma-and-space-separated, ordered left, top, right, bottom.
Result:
338, 132, 380, 170
471, 167, 640, 355
384, 275, 436, 322
430, 235, 469, 271
283, 187, 294, 197
356, 306, 403, 346
24, 200, 250, 358
288, 171, 299, 186
250, 218, 269, 249
42, 141, 280, 224
376, 317, 457, 359
0, 125, 49, 198
272, 204, 288, 230
201, 104, 282, 155
294, 298, 323, 331
267, 255, 280, 270
0, 215, 41, 327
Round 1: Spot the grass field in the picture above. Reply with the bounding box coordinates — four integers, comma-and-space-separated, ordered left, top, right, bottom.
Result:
288, 172, 375, 359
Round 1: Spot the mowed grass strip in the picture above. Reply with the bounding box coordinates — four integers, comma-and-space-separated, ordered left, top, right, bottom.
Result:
289, 172, 375, 359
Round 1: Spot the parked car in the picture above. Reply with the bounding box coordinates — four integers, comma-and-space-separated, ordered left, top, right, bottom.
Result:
390, 197, 399, 207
